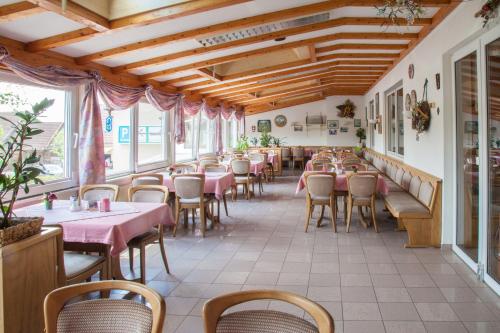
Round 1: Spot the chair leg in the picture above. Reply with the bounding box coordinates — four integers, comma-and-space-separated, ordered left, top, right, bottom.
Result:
330, 198, 337, 233
158, 226, 170, 274
346, 200, 353, 233
223, 194, 229, 216
173, 204, 180, 237
183, 209, 188, 229
128, 247, 134, 271
191, 208, 196, 231
246, 183, 251, 200
371, 199, 379, 233
305, 201, 312, 232
200, 203, 206, 237
139, 244, 146, 284
317, 205, 325, 227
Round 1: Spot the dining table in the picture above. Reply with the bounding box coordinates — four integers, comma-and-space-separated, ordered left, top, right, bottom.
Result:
221, 160, 266, 175
15, 200, 173, 281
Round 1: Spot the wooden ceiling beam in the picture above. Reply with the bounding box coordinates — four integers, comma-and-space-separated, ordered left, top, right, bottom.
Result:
309, 44, 317, 62
26, 0, 109, 32
316, 43, 407, 54
139, 33, 406, 81
161, 74, 203, 85
0, 1, 45, 23
245, 94, 326, 115
109, 0, 250, 30
111, 17, 421, 73
25, 0, 248, 52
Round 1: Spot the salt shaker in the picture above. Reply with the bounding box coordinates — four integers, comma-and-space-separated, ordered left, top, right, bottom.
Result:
69, 195, 81, 212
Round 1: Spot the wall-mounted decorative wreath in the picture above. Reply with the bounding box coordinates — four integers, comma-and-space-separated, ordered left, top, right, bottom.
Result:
475, 0, 500, 27
336, 99, 356, 118
376, 0, 424, 25
411, 79, 431, 140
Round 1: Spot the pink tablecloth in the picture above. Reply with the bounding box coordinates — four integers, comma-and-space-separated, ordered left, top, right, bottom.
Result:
305, 160, 341, 171
268, 154, 278, 167
295, 172, 389, 195
162, 172, 234, 200
222, 160, 265, 174
16, 201, 172, 256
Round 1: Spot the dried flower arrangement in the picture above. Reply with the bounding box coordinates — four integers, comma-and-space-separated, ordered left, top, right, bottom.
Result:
475, 0, 500, 27
376, 0, 425, 25
336, 99, 356, 118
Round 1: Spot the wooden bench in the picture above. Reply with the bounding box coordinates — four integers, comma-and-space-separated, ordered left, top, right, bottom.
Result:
363, 148, 442, 248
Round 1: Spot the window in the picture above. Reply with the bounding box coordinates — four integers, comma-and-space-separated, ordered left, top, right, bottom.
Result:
198, 112, 213, 155
369, 100, 375, 148
175, 115, 195, 161
0, 74, 77, 195
227, 118, 238, 149
386, 87, 404, 156
101, 105, 132, 177
137, 101, 167, 166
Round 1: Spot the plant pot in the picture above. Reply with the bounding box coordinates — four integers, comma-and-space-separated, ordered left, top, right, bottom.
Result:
0, 217, 44, 247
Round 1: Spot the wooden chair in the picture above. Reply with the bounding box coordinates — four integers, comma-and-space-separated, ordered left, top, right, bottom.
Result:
304, 172, 337, 233
204, 164, 229, 217
44, 280, 165, 333
203, 290, 334, 333
343, 163, 368, 172
131, 173, 163, 186
346, 172, 379, 233
292, 147, 305, 170
248, 153, 265, 193
54, 225, 109, 286
127, 185, 170, 284
199, 152, 218, 160
172, 174, 211, 237
281, 147, 291, 168
199, 158, 219, 169
171, 163, 197, 174
231, 158, 257, 200
79, 184, 119, 202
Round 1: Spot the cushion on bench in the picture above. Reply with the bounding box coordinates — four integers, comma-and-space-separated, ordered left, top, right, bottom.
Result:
401, 172, 412, 191
409, 175, 422, 197
384, 192, 432, 219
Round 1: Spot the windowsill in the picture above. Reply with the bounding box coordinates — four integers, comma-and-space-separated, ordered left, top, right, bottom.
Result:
386, 151, 404, 160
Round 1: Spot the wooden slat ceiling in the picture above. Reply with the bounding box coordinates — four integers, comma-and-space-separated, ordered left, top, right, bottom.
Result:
0, 0, 460, 114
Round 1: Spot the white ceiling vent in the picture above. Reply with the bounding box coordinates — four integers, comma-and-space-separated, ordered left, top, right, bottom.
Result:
197, 13, 330, 47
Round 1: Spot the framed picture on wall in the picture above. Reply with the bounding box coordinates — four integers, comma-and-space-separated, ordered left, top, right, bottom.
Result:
257, 120, 271, 132
292, 124, 303, 132
340, 127, 348, 133
329, 129, 337, 135
327, 120, 339, 129
354, 119, 362, 128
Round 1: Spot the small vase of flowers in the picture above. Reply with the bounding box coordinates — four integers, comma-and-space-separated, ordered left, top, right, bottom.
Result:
43, 192, 57, 210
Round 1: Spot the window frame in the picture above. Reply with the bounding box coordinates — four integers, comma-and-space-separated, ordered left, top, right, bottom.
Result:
0, 70, 79, 197
385, 83, 404, 158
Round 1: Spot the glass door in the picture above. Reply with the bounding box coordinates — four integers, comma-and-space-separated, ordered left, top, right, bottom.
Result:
454, 50, 480, 266
485, 35, 500, 290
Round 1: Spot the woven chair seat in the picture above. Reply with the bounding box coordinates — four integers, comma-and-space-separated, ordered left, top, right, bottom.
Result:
63, 253, 105, 279
216, 310, 318, 333
57, 299, 152, 333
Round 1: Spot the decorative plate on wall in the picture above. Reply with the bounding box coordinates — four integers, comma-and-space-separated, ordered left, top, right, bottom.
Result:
408, 64, 415, 79
274, 115, 287, 127
410, 89, 417, 108
405, 93, 412, 112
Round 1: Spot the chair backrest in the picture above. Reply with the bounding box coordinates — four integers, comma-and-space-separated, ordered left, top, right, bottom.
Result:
203, 290, 334, 333
129, 185, 169, 204
80, 184, 119, 202
347, 173, 378, 198
204, 164, 228, 173
131, 173, 163, 187
304, 172, 336, 199
171, 163, 197, 174
281, 147, 291, 158
318, 152, 334, 160
292, 147, 304, 158
312, 158, 332, 164
199, 159, 219, 168
172, 174, 204, 200
44, 280, 165, 333
343, 163, 368, 172
199, 153, 217, 160
231, 158, 251, 175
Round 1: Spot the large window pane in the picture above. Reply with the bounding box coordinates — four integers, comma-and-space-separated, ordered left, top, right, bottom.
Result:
397, 88, 404, 155
138, 102, 165, 165
487, 37, 500, 284
388, 92, 396, 153
175, 115, 194, 161
198, 112, 211, 155
102, 106, 131, 176
455, 51, 479, 262
0, 81, 69, 183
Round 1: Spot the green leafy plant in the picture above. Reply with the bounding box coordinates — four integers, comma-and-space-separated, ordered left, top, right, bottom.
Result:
355, 128, 366, 143
272, 136, 286, 147
0, 98, 54, 228
250, 137, 258, 147
259, 131, 273, 148
236, 135, 250, 151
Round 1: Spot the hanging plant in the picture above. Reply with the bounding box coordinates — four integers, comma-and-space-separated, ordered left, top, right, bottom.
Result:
475, 0, 500, 27
336, 99, 356, 118
376, 0, 425, 25
411, 79, 431, 140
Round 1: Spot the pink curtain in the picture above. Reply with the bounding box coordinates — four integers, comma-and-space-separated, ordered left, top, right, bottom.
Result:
220, 105, 233, 120
215, 113, 223, 154
98, 79, 145, 110
176, 98, 203, 144
145, 85, 180, 112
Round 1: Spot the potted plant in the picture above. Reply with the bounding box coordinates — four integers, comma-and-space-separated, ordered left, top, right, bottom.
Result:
259, 131, 273, 148
355, 128, 366, 147
250, 137, 258, 147
0, 98, 54, 247
272, 136, 286, 147
236, 135, 250, 151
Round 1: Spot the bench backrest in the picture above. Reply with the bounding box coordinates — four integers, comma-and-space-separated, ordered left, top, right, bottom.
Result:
363, 149, 442, 214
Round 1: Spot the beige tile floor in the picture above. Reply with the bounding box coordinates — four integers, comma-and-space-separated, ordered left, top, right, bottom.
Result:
122, 173, 500, 333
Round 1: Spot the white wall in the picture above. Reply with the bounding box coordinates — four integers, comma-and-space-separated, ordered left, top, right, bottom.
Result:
363, 0, 494, 244
245, 95, 365, 147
